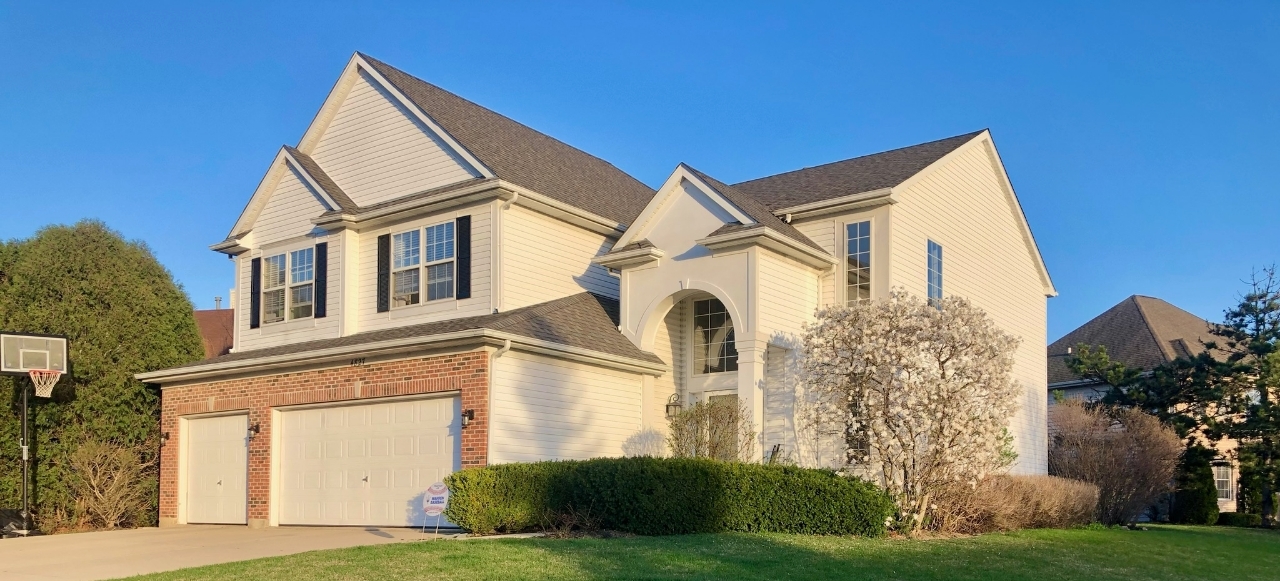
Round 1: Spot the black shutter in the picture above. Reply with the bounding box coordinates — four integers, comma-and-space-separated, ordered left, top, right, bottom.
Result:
455, 215, 471, 300
314, 242, 328, 318
377, 234, 391, 313
249, 257, 261, 329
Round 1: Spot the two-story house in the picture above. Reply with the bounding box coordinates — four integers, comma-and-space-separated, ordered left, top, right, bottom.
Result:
139, 53, 1055, 529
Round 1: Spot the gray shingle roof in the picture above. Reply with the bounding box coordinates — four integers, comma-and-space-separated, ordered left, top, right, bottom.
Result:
159, 293, 663, 374
1047, 295, 1224, 385
682, 165, 824, 252
284, 146, 358, 212
358, 54, 655, 226
732, 131, 984, 211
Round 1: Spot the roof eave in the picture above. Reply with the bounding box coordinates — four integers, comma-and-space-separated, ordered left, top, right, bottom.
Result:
774, 188, 897, 220
697, 228, 836, 269
592, 246, 665, 270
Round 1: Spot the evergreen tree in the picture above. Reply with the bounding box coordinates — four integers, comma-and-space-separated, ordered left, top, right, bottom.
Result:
1169, 445, 1220, 525
0, 221, 204, 531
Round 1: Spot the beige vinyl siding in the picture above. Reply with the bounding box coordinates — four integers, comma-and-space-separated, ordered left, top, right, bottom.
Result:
500, 206, 619, 310
792, 205, 890, 309
489, 351, 643, 463
251, 164, 332, 247
888, 141, 1049, 474
236, 236, 342, 351
310, 70, 479, 207
650, 302, 685, 431
792, 219, 837, 308
355, 203, 493, 333
755, 251, 819, 339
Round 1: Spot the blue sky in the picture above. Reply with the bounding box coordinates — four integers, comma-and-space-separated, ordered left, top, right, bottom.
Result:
1, 1, 1276, 341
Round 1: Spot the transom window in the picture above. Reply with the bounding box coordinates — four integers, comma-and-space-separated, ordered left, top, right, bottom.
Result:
693, 298, 738, 374
261, 248, 314, 324
927, 240, 943, 306
392, 222, 455, 308
1213, 465, 1234, 500
846, 221, 871, 305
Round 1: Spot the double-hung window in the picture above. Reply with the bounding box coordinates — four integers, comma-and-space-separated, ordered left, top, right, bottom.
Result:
693, 298, 738, 374
289, 248, 314, 319
927, 240, 943, 306
846, 221, 871, 305
262, 254, 287, 324
261, 248, 315, 324
391, 221, 455, 308
1213, 465, 1234, 501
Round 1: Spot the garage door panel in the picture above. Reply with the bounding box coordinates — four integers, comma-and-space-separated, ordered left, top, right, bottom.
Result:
279, 395, 460, 526
185, 415, 248, 525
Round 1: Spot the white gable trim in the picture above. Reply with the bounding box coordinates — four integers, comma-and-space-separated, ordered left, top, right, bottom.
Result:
295, 54, 495, 180
892, 130, 1056, 297
614, 164, 755, 250
222, 148, 336, 244
280, 150, 341, 210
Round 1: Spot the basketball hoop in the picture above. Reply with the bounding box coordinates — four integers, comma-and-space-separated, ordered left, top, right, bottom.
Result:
28, 369, 61, 398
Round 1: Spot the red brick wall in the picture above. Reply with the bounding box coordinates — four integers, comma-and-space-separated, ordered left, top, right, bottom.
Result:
159, 351, 488, 524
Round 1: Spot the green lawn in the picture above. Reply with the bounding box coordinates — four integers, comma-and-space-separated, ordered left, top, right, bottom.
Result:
131, 525, 1278, 581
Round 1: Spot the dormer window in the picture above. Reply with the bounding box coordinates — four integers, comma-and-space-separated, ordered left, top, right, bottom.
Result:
391, 221, 456, 308
693, 298, 738, 374
261, 248, 314, 324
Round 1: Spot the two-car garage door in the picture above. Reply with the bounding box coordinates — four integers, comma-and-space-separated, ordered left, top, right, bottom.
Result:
277, 396, 459, 526
183, 395, 459, 527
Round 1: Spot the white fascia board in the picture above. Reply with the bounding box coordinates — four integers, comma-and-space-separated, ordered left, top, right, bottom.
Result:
223, 148, 293, 243
500, 181, 627, 236
592, 246, 665, 270
136, 329, 667, 384
614, 165, 753, 250
773, 188, 896, 220
280, 150, 341, 211
697, 228, 837, 270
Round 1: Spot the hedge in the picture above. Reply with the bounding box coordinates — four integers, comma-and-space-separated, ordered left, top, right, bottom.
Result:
1216, 512, 1262, 528
444, 457, 894, 537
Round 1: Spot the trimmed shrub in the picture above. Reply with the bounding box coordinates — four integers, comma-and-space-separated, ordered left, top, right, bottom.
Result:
445, 457, 894, 537
1170, 446, 1219, 525
1217, 512, 1262, 528
930, 475, 1099, 534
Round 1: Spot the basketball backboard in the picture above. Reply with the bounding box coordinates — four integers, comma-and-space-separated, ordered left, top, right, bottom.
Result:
0, 333, 68, 376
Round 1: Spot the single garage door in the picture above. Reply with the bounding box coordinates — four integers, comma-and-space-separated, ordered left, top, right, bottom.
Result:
278, 395, 459, 526
185, 414, 249, 524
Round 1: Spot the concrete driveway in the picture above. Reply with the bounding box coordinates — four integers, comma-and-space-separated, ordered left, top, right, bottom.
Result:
0, 525, 442, 580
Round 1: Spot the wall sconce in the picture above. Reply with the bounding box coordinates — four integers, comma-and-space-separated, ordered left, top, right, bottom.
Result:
665, 394, 683, 419
248, 423, 261, 440
461, 409, 475, 428
160, 432, 170, 446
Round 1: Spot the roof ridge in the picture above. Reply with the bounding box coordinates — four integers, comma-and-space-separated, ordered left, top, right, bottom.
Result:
732, 129, 985, 187
1129, 295, 1176, 363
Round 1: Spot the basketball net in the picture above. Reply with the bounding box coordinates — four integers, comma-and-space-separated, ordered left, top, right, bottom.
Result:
28, 369, 61, 398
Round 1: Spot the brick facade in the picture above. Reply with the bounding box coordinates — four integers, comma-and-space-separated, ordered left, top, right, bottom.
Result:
159, 350, 488, 526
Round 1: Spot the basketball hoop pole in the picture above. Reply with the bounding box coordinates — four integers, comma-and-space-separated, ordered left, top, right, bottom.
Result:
19, 376, 31, 535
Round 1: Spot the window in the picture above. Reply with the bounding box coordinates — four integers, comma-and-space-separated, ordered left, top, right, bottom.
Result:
927, 240, 943, 306
693, 298, 738, 374
289, 248, 314, 319
391, 222, 455, 308
262, 254, 287, 324
846, 221, 871, 305
392, 229, 421, 307
261, 250, 317, 325
1214, 465, 1234, 501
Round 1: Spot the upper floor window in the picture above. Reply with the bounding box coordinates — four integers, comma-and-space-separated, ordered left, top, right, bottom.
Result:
392, 222, 455, 308
261, 249, 314, 324
846, 221, 871, 305
927, 240, 943, 306
693, 298, 738, 374
1213, 465, 1234, 500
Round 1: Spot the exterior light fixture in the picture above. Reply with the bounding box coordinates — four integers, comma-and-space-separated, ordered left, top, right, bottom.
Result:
248, 423, 261, 440
161, 432, 170, 446
665, 394, 683, 419
461, 409, 475, 428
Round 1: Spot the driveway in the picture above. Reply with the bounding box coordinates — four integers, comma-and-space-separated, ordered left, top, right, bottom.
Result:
0, 525, 440, 580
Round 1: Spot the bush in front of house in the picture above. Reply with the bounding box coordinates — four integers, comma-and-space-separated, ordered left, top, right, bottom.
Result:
444, 457, 895, 537
929, 475, 1100, 534
1170, 446, 1220, 525
1216, 512, 1262, 528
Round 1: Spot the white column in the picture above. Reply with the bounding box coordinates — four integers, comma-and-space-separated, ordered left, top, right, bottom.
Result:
736, 340, 767, 462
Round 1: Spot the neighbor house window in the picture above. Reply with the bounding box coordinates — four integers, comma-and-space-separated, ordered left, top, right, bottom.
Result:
392, 229, 421, 307
1214, 465, 1234, 501
693, 298, 738, 374
262, 254, 286, 324
927, 240, 943, 306
289, 248, 314, 319
846, 221, 871, 305
391, 221, 455, 308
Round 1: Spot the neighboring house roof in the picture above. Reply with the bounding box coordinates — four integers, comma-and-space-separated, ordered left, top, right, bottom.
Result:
193, 309, 235, 359
357, 54, 655, 226
731, 130, 984, 211
161, 293, 662, 374
682, 165, 824, 252
1047, 295, 1224, 385
283, 146, 358, 212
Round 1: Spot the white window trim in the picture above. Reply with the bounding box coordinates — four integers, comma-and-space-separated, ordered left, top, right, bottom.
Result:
422, 221, 457, 303
689, 297, 738, 378
259, 242, 318, 327
927, 239, 944, 305
844, 219, 872, 306
390, 219, 457, 311
390, 227, 422, 309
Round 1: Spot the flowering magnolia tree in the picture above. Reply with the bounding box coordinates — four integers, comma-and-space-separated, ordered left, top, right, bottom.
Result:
801, 289, 1022, 533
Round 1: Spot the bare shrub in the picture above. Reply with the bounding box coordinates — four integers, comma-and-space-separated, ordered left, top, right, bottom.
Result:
666, 398, 756, 461
1048, 401, 1182, 525
66, 439, 157, 530
930, 475, 1099, 534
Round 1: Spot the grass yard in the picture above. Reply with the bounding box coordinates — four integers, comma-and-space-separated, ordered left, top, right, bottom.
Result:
130, 525, 1278, 581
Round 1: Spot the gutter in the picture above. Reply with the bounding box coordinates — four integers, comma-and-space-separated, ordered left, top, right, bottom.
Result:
773, 187, 896, 220
696, 227, 836, 269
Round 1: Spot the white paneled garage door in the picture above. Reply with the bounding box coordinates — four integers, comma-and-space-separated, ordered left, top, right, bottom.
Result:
278, 395, 459, 526
185, 414, 249, 524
